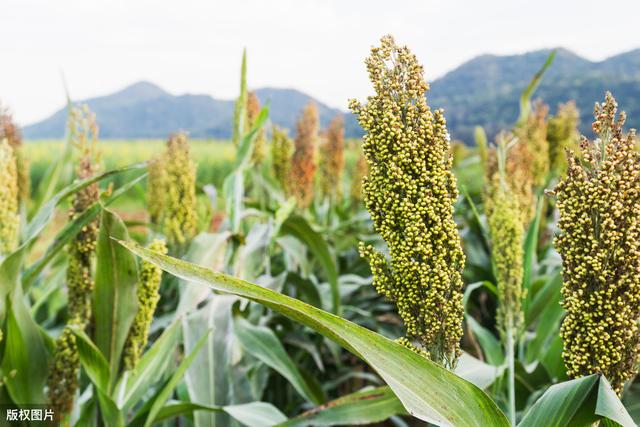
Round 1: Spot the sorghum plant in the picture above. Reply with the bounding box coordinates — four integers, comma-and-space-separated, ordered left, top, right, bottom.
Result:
349, 151, 367, 205
0, 138, 19, 256
515, 100, 549, 188
123, 239, 167, 369
48, 105, 101, 413
247, 91, 266, 165
318, 115, 345, 201
147, 156, 166, 226
552, 92, 640, 394
349, 35, 465, 369
271, 125, 293, 194
290, 102, 319, 208
547, 101, 580, 176
157, 132, 199, 249
0, 106, 29, 205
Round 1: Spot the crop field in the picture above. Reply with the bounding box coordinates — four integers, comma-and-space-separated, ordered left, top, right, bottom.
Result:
1, 35, 639, 427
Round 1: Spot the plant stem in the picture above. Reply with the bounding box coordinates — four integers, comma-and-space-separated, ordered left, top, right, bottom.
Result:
506, 317, 516, 425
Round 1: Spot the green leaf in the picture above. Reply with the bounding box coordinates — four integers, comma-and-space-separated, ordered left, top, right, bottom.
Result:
280, 215, 339, 314
119, 240, 510, 426
119, 321, 182, 411
69, 327, 110, 393
518, 375, 635, 427
92, 210, 139, 391
279, 386, 406, 427
1, 287, 49, 404
96, 388, 125, 427
141, 330, 210, 427
522, 197, 543, 296
233, 315, 323, 405
517, 49, 556, 125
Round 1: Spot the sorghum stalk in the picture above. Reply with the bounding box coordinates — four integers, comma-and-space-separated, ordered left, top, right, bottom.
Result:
349, 35, 465, 369
552, 92, 640, 395
123, 239, 167, 369
48, 105, 101, 414
247, 91, 266, 165
0, 107, 29, 205
547, 101, 579, 176
162, 132, 199, 249
0, 139, 19, 256
290, 102, 319, 208
271, 125, 294, 194
318, 115, 345, 202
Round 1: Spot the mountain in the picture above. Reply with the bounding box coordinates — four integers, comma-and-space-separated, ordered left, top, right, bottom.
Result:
427, 48, 640, 142
23, 48, 640, 142
22, 82, 353, 139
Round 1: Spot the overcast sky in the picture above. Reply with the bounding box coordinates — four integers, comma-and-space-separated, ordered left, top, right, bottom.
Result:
2, 0, 639, 125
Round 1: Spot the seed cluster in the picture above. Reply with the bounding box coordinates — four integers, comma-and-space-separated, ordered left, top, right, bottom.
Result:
349, 35, 465, 369
48, 105, 101, 413
123, 239, 167, 369
290, 102, 319, 208
547, 101, 580, 176
553, 92, 640, 394
0, 107, 29, 205
319, 115, 345, 201
516, 101, 549, 188
0, 139, 19, 256
271, 125, 294, 194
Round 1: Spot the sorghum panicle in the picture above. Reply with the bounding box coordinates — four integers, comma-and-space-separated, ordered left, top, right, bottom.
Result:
271, 125, 294, 194
163, 132, 199, 247
0, 106, 29, 204
515, 100, 549, 188
147, 156, 167, 226
552, 92, 640, 394
318, 115, 345, 201
547, 101, 580, 176
123, 239, 167, 369
48, 105, 101, 412
0, 139, 19, 256
349, 35, 465, 369
247, 91, 266, 165
290, 102, 319, 208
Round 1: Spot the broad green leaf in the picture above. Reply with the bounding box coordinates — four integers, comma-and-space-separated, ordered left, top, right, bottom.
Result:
233, 315, 323, 405
522, 197, 543, 294
463, 282, 503, 366
279, 386, 406, 427
455, 353, 505, 390
119, 240, 510, 427
96, 388, 125, 427
141, 330, 210, 427
119, 321, 182, 411
69, 327, 110, 393
525, 276, 564, 365
518, 375, 635, 427
280, 215, 339, 314
93, 210, 139, 391
1, 287, 49, 404
22, 173, 146, 288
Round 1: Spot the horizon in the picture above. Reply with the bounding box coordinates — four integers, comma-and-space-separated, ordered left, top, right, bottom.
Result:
2, 0, 640, 125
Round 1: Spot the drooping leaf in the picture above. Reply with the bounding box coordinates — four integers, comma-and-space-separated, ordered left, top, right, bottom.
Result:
119, 240, 510, 427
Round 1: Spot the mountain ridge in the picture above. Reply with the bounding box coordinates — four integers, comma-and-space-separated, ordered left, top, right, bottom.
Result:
23, 47, 640, 142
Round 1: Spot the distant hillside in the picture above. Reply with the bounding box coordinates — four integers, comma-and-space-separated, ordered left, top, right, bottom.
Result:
23, 82, 356, 139
23, 48, 640, 142
427, 48, 640, 142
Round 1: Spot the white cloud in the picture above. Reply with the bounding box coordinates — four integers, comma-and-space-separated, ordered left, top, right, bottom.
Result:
1, 0, 638, 124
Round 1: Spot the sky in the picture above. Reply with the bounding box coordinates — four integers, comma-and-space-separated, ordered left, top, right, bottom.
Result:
1, 0, 639, 125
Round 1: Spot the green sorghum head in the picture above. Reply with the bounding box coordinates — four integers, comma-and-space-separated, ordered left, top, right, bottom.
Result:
0, 139, 19, 256
123, 239, 167, 369
515, 100, 549, 188
552, 92, 640, 394
0, 108, 30, 205
147, 156, 167, 226
290, 102, 319, 208
547, 101, 580, 176
271, 125, 294, 194
47, 327, 80, 415
163, 132, 199, 247
318, 115, 345, 202
349, 35, 465, 369
487, 177, 525, 340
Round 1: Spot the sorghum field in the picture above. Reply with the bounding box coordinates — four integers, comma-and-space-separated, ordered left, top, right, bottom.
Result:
1, 35, 639, 427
